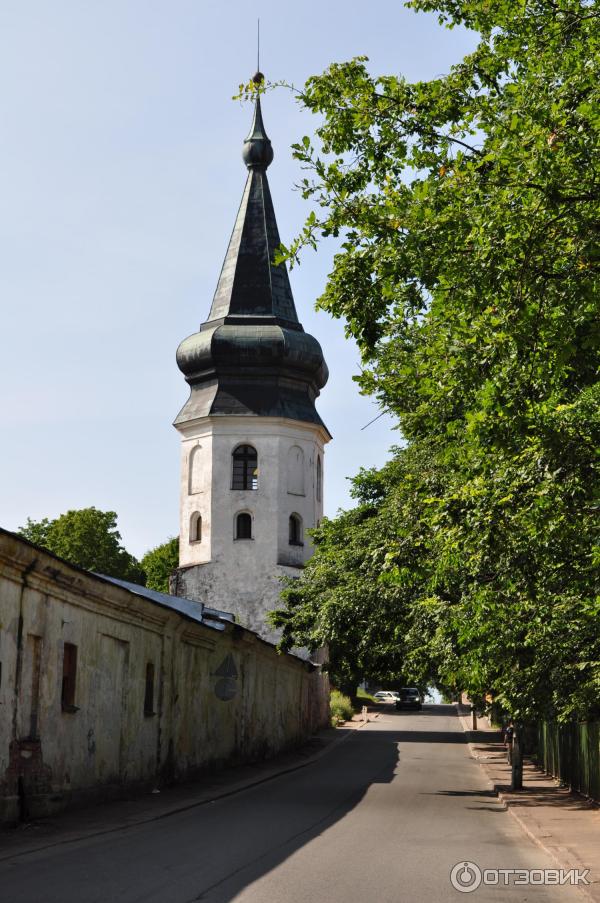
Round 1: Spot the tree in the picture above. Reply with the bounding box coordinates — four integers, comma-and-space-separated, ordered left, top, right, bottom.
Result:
274, 450, 448, 694
19, 508, 146, 585
268, 0, 600, 727
141, 537, 179, 594
274, 447, 460, 695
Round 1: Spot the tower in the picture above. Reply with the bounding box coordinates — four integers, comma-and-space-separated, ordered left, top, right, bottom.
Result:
172, 79, 330, 645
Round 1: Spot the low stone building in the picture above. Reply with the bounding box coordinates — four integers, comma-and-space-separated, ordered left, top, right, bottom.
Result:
0, 528, 328, 825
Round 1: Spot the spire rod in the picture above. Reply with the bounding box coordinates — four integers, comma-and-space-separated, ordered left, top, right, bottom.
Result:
257, 18, 260, 73
243, 71, 273, 170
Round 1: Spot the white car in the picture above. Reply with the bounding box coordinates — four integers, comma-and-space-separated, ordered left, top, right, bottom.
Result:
373, 691, 400, 703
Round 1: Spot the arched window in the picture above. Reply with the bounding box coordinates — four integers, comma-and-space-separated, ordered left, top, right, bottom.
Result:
235, 512, 252, 540
189, 512, 202, 543
232, 445, 258, 490
289, 513, 303, 546
287, 445, 305, 495
316, 455, 322, 503
188, 445, 202, 495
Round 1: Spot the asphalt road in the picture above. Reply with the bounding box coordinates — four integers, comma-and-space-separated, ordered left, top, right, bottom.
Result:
0, 705, 585, 902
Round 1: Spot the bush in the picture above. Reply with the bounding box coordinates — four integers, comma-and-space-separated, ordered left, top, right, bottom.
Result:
330, 690, 354, 726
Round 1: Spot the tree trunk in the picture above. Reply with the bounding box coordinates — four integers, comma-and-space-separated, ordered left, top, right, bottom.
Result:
339, 681, 357, 699
471, 706, 477, 730
511, 724, 523, 791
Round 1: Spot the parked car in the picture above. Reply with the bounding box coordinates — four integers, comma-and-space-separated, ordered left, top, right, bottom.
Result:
395, 688, 422, 710
373, 691, 400, 703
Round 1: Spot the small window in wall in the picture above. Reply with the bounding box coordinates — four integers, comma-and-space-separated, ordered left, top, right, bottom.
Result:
235, 512, 252, 540
144, 663, 155, 717
316, 455, 322, 503
232, 445, 258, 490
61, 643, 78, 712
188, 445, 202, 495
289, 514, 304, 546
189, 512, 202, 543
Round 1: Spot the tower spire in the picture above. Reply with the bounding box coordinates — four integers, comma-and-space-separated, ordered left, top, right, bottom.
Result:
206, 79, 292, 324
173, 73, 332, 641
175, 82, 329, 430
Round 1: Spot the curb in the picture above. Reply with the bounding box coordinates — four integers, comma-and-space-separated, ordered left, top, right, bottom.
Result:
455, 709, 597, 903
495, 790, 597, 903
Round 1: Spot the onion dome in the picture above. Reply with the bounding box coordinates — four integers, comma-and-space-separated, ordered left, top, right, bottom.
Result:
174, 85, 329, 433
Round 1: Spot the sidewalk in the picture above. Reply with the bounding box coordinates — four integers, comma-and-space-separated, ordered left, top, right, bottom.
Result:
0, 714, 375, 861
457, 707, 600, 901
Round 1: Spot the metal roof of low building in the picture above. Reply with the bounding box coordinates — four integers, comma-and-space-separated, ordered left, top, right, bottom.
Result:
97, 573, 235, 631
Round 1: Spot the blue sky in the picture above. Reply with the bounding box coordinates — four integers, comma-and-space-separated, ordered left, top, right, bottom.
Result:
0, 1, 476, 558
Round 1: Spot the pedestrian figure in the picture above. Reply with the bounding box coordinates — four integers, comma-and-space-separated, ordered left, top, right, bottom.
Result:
503, 722, 514, 764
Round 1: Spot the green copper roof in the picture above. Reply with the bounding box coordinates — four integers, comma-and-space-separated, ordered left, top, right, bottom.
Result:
207, 165, 299, 326
175, 90, 329, 435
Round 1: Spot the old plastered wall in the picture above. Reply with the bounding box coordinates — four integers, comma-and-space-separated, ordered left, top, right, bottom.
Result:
0, 530, 329, 825
174, 417, 327, 647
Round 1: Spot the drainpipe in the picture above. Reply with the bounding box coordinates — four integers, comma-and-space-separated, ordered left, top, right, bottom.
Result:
11, 559, 37, 743
11, 558, 37, 823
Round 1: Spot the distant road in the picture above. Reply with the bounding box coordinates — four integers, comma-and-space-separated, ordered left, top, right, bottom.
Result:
0, 705, 583, 902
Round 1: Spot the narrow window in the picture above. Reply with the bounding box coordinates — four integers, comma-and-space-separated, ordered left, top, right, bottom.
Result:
61, 643, 78, 711
316, 455, 322, 503
235, 512, 252, 540
144, 663, 155, 716
28, 635, 43, 739
289, 514, 303, 546
232, 445, 258, 490
189, 512, 202, 543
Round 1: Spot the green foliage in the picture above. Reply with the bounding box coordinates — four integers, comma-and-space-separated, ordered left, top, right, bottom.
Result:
141, 537, 180, 593
272, 0, 600, 722
356, 688, 377, 704
19, 508, 146, 585
330, 689, 355, 726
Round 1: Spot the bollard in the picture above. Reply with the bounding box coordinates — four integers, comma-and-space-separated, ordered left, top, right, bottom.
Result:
362, 705, 368, 723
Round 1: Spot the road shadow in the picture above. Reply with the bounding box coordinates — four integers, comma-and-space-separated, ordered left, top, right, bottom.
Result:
434, 789, 497, 798
468, 739, 600, 813
177, 704, 471, 901
463, 730, 503, 744
496, 769, 598, 812
376, 729, 467, 743
0, 704, 482, 903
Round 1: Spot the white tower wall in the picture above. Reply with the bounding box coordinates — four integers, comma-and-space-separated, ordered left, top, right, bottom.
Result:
172, 92, 330, 650
174, 416, 328, 644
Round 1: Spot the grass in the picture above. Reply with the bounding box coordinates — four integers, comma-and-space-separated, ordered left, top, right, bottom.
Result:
330, 689, 355, 726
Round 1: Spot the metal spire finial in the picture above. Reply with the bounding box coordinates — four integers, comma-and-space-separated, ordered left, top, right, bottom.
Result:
244, 25, 271, 170
252, 19, 264, 88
